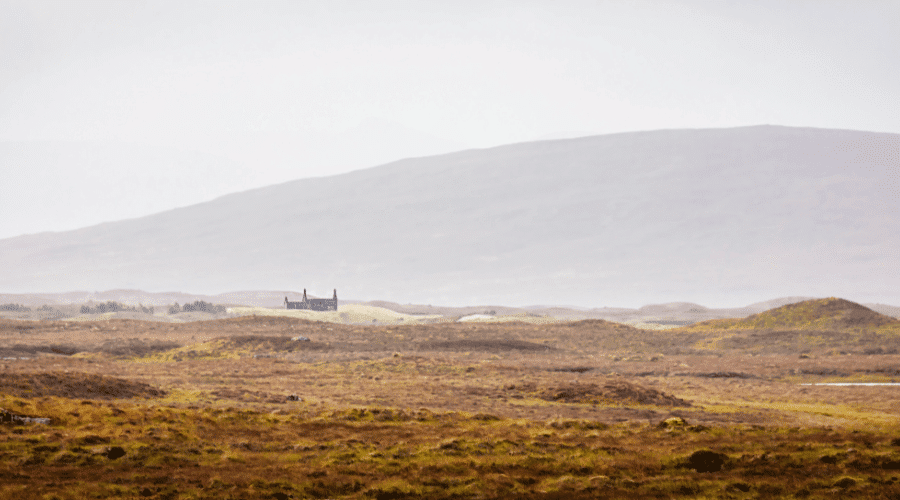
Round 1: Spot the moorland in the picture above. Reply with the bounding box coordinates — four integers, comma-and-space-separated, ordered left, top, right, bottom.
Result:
1, 297, 900, 499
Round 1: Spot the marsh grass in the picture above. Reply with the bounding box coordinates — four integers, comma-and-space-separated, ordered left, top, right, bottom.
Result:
3, 309, 900, 498
2, 393, 900, 499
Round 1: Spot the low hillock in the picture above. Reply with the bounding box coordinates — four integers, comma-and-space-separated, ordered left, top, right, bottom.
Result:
0, 372, 165, 400
684, 298, 900, 333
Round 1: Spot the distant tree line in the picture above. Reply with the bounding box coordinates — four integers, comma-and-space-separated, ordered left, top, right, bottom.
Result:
80, 301, 154, 315
0, 303, 31, 312
168, 300, 226, 315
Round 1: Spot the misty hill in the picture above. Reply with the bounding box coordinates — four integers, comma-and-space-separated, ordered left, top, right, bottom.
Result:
0, 124, 461, 240
0, 141, 251, 239
1, 125, 898, 307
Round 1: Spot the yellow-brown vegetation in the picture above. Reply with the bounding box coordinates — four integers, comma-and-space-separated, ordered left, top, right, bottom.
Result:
2, 300, 900, 498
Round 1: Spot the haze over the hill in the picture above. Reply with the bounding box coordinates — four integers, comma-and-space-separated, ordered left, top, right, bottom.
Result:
1, 125, 897, 308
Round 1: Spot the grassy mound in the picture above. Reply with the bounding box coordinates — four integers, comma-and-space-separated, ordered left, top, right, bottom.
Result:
541, 380, 691, 407
0, 372, 165, 400
141, 335, 331, 361
685, 298, 900, 332
497, 379, 691, 407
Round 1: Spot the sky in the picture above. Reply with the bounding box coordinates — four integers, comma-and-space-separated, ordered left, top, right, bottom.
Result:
1, 0, 899, 239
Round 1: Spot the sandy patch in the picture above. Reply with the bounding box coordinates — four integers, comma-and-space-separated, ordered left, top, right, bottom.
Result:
455, 313, 561, 324
457, 314, 494, 322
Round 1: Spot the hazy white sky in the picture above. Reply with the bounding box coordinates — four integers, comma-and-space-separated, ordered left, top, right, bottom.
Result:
1, 0, 899, 238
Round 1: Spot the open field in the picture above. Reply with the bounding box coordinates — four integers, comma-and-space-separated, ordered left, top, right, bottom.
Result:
2, 298, 900, 498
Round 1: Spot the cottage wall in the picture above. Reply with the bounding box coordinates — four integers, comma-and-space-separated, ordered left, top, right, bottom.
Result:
284, 289, 337, 311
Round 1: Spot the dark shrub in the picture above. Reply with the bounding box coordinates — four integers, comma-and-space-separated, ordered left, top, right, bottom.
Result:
0, 303, 30, 312
687, 450, 727, 472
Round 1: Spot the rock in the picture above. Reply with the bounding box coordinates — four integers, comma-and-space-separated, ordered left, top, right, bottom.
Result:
291, 336, 310, 342
106, 446, 126, 460
687, 450, 727, 472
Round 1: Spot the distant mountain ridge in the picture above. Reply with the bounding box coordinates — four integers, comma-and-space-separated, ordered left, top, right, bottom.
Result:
1, 125, 898, 307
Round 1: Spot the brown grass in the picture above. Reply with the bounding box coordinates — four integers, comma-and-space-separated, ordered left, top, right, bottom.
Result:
2, 309, 900, 498
1, 394, 899, 499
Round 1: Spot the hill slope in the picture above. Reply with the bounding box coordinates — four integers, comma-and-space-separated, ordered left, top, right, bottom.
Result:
1, 125, 898, 307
